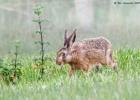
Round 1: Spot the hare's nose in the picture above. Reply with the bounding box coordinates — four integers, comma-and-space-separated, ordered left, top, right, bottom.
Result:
56, 59, 61, 65
56, 61, 62, 65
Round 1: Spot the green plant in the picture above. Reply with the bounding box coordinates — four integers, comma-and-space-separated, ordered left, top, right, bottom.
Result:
33, 5, 49, 79
0, 40, 22, 84
11, 40, 22, 81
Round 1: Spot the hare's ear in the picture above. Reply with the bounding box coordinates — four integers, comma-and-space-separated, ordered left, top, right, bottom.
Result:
72, 29, 77, 43
64, 29, 68, 46
67, 29, 76, 42
66, 29, 77, 48
64, 29, 77, 48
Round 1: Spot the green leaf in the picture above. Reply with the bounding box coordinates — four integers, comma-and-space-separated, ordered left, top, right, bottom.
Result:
44, 41, 50, 45
33, 4, 44, 16
33, 19, 47, 23
32, 19, 41, 23
34, 41, 42, 44
35, 30, 41, 34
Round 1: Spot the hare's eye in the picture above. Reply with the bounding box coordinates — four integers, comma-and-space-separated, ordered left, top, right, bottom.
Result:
62, 53, 66, 59
62, 53, 65, 56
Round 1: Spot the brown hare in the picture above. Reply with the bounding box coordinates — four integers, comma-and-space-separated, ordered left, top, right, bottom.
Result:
56, 29, 117, 76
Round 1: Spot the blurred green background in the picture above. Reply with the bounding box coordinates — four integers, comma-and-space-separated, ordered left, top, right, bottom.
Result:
0, 0, 140, 55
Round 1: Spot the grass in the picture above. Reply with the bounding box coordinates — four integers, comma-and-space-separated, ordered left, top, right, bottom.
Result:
0, 48, 140, 100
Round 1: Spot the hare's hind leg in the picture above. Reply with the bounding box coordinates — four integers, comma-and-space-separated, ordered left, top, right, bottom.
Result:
106, 49, 117, 71
95, 65, 99, 72
95, 63, 101, 72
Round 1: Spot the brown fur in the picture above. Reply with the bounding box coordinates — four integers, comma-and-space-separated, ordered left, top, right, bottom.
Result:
56, 30, 117, 76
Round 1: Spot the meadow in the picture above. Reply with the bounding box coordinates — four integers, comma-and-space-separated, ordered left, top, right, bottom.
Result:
0, 48, 140, 100
0, 1, 140, 100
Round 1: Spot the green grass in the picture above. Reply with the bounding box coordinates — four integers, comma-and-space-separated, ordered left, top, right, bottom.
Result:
0, 48, 140, 100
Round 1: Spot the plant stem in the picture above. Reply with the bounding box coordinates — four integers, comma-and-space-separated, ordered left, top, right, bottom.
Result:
14, 46, 18, 78
38, 17, 44, 77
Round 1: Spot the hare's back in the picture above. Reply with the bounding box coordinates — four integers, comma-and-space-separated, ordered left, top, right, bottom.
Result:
81, 36, 112, 50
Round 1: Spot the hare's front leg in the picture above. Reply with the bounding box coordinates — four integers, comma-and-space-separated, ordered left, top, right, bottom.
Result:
68, 65, 75, 77
80, 64, 92, 76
